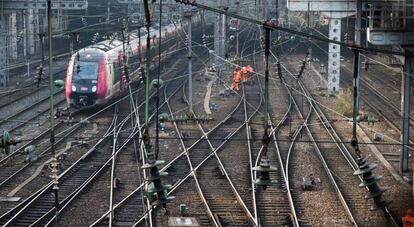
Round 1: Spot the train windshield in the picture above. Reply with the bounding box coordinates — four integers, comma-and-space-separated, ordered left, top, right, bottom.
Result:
73, 61, 99, 81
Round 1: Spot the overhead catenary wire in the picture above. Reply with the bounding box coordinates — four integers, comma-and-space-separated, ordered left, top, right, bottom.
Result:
173, 0, 411, 56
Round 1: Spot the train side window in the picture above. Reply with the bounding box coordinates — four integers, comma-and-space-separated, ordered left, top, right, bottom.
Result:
114, 62, 121, 83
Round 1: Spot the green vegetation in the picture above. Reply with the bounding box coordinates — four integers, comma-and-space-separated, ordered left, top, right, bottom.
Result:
336, 88, 353, 117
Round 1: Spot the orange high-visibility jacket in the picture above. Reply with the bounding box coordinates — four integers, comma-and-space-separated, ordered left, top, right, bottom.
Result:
403, 210, 414, 227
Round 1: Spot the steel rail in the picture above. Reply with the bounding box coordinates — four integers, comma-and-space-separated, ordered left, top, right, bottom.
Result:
125, 78, 254, 226
5, 99, 67, 135
242, 84, 258, 224
18, 80, 175, 226
195, 99, 258, 226
282, 83, 309, 227
180, 73, 259, 225
0, 120, 82, 189
164, 79, 219, 227
42, 106, 140, 227
293, 66, 399, 226
94, 21, 262, 227
254, 61, 299, 226
0, 52, 187, 192
310, 39, 414, 135
0, 89, 65, 127
278, 54, 358, 226
0, 106, 119, 226
0, 54, 187, 224
109, 106, 120, 227
90, 89, 245, 225
40, 109, 124, 227
89, 78, 194, 226
131, 112, 250, 227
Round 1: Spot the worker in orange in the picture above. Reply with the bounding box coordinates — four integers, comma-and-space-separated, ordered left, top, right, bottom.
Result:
241, 67, 249, 82
403, 208, 413, 227
245, 65, 254, 73
231, 70, 241, 90
241, 65, 254, 82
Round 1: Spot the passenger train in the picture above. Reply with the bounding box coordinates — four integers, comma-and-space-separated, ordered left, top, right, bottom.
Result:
65, 20, 192, 107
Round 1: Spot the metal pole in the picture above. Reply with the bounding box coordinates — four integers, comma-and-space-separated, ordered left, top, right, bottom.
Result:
187, 13, 193, 114
223, 7, 228, 59
351, 49, 361, 157
264, 27, 270, 137
38, 33, 45, 87
401, 54, 411, 175
144, 17, 151, 127
355, 0, 362, 110
47, 0, 59, 225
27, 61, 30, 77
351, 0, 363, 157
401, 0, 413, 176
47, 0, 54, 162
236, 0, 240, 64
214, 0, 221, 70
155, 0, 163, 160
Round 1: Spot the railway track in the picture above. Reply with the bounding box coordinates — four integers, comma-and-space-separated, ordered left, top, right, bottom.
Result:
240, 43, 356, 226
0, 62, 67, 111
0, 90, 66, 135
251, 64, 299, 226
0, 28, 201, 222
190, 83, 258, 226
47, 41, 206, 226
0, 68, 186, 226
0, 106, 119, 226
0, 108, 103, 194
119, 59, 259, 227
280, 51, 396, 226
0, 29, 200, 196
310, 39, 414, 142
53, 96, 140, 227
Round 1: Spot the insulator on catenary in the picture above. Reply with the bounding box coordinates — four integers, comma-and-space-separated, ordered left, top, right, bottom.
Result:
253, 158, 277, 190
353, 157, 391, 211
142, 160, 174, 209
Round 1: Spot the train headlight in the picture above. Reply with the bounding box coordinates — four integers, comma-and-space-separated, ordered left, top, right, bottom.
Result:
92, 86, 97, 92
72, 85, 76, 92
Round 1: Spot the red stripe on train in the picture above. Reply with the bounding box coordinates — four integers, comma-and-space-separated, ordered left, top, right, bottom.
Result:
65, 56, 74, 102
97, 56, 107, 99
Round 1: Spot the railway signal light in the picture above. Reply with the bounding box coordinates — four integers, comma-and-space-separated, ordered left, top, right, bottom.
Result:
121, 64, 129, 82
184, 36, 189, 47
36, 65, 44, 86
202, 34, 209, 47
253, 158, 277, 190
353, 157, 391, 210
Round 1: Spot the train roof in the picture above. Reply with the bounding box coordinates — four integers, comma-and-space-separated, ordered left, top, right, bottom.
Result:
76, 22, 179, 56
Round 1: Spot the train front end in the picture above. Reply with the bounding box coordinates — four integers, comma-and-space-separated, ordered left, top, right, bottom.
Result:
65, 49, 108, 107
